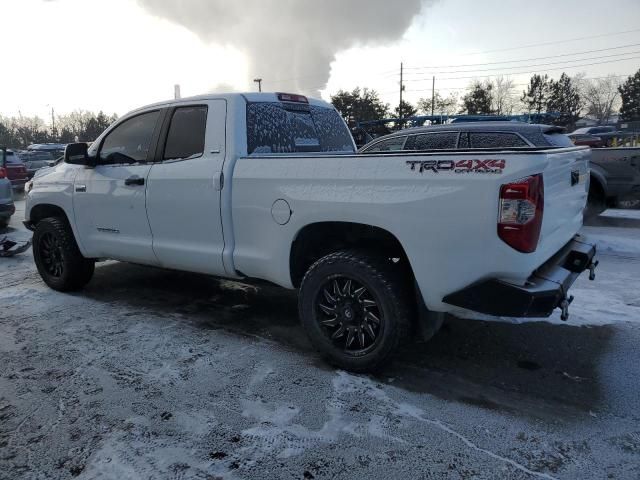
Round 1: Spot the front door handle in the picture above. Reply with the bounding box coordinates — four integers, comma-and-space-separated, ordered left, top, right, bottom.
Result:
124, 176, 145, 186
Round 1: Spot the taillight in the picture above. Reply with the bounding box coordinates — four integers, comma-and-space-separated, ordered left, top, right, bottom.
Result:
277, 92, 308, 103
498, 174, 544, 253
0, 167, 5, 179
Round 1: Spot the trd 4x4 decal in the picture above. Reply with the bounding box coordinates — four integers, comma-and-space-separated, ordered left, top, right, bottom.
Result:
407, 159, 506, 174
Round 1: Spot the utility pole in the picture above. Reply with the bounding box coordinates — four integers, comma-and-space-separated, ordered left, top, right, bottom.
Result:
253, 78, 262, 92
399, 62, 404, 123
431, 76, 435, 116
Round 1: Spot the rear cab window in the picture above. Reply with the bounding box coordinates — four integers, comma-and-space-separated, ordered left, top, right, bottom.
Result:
246, 100, 355, 154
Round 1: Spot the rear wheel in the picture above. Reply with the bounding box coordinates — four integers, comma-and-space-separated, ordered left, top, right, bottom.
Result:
33, 217, 94, 291
299, 250, 412, 372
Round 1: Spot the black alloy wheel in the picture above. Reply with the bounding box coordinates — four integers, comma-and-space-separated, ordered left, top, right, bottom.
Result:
314, 276, 384, 356
38, 231, 65, 278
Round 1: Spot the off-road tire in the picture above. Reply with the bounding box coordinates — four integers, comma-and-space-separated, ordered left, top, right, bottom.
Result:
299, 249, 413, 372
33, 217, 94, 292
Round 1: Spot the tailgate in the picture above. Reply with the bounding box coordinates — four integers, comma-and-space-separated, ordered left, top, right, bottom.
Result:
537, 147, 590, 258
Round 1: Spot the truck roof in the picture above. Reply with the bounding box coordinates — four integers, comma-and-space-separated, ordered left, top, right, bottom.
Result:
127, 92, 333, 117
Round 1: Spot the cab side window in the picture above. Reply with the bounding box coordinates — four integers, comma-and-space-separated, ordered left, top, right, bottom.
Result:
470, 132, 528, 148
163, 106, 208, 160
99, 111, 160, 164
363, 136, 407, 152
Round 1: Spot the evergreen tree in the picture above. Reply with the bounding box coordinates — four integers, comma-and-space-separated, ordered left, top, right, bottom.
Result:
546, 73, 583, 129
619, 69, 640, 122
460, 81, 494, 115
521, 74, 551, 114
394, 100, 417, 118
331, 88, 389, 126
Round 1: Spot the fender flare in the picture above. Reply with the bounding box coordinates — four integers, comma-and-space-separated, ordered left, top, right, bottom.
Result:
589, 164, 608, 197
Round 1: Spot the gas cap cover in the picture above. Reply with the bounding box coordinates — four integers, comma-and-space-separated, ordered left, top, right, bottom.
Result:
271, 199, 292, 225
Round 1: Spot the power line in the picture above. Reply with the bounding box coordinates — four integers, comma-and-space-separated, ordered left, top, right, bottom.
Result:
404, 74, 634, 94
420, 55, 640, 82
403, 43, 640, 72
260, 33, 640, 91
450, 27, 640, 57
402, 50, 640, 79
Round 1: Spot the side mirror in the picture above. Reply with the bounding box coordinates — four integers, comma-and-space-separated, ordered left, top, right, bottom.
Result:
64, 143, 90, 165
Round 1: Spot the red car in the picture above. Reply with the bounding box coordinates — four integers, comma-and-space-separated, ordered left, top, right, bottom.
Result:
567, 133, 604, 148
3, 150, 29, 191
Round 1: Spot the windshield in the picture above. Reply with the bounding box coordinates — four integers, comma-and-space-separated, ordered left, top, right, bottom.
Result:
246, 102, 355, 154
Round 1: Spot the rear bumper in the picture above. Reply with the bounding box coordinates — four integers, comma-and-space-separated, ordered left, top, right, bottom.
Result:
443, 235, 597, 318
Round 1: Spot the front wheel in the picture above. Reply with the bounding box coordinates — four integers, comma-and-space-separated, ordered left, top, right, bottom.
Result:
298, 250, 413, 372
33, 217, 95, 292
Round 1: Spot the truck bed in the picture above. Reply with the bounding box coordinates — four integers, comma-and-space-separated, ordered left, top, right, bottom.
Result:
229, 146, 589, 314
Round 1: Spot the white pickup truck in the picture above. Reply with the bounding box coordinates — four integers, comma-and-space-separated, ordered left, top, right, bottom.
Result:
24, 92, 598, 371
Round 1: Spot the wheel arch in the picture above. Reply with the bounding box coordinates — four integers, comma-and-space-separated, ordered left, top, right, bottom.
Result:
589, 164, 608, 198
28, 203, 72, 227
289, 221, 414, 288
27, 202, 88, 255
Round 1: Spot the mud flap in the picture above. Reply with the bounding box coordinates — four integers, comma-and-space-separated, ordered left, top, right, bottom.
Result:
415, 281, 445, 342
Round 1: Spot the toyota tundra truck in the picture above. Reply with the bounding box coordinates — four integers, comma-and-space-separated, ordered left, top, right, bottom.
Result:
24, 92, 598, 372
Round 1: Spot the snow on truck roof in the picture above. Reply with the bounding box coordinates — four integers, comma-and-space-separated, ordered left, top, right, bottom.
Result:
126, 92, 333, 117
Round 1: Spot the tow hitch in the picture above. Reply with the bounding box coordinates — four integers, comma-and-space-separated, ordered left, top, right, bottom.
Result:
559, 295, 574, 321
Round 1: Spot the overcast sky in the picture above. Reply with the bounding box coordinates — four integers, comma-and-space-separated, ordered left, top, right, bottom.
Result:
2, 0, 639, 120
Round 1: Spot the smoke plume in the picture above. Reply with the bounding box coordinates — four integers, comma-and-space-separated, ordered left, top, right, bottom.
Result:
136, 0, 429, 96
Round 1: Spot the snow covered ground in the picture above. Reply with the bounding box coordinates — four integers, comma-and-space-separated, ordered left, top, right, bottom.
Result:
1, 199, 640, 479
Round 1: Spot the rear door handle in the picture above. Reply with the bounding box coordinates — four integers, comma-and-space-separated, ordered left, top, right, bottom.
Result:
124, 176, 145, 186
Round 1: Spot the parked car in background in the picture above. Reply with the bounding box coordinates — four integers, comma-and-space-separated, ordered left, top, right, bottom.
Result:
2, 150, 29, 191
0, 150, 16, 229
568, 133, 603, 148
358, 122, 573, 153
20, 150, 57, 178
27, 143, 68, 158
570, 126, 619, 146
588, 147, 640, 215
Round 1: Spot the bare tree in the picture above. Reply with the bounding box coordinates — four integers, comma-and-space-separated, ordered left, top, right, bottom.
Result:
12, 115, 48, 147
417, 92, 459, 117
580, 75, 621, 124
492, 76, 516, 115
56, 110, 95, 142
